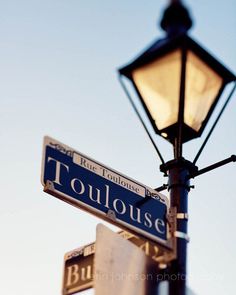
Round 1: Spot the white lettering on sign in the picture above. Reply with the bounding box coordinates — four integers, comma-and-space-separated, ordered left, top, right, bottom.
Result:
71, 178, 85, 195
66, 265, 79, 286
66, 264, 92, 287
47, 157, 69, 186
48, 158, 166, 236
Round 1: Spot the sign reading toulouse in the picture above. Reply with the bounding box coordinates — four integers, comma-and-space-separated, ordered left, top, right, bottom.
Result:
41, 136, 170, 246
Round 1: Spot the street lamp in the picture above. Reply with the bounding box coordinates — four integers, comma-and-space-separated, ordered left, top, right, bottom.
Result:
118, 1, 236, 295
119, 0, 235, 159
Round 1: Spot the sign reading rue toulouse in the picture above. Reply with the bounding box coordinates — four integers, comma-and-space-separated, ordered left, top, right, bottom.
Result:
41, 136, 170, 246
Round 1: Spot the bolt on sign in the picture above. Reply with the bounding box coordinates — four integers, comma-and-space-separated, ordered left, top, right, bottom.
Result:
41, 136, 172, 247
62, 230, 175, 294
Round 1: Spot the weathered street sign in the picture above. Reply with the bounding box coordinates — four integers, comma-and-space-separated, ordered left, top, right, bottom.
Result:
41, 136, 171, 246
95, 224, 157, 295
63, 244, 94, 294
62, 230, 175, 294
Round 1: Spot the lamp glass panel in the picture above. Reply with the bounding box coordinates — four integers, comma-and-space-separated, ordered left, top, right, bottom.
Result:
184, 51, 223, 131
132, 50, 181, 130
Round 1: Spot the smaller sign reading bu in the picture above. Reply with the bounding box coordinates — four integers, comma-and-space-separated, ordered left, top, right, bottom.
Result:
41, 136, 171, 246
62, 230, 175, 294
63, 243, 95, 294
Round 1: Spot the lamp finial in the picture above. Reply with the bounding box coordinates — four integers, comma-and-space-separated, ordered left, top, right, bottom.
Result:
160, 0, 193, 36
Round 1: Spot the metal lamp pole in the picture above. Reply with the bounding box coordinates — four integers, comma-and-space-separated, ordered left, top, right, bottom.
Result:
160, 158, 196, 295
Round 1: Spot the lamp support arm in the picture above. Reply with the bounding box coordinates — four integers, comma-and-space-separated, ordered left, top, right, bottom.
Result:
189, 155, 236, 179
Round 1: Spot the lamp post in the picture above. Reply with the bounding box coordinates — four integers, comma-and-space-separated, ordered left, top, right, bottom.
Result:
118, 0, 236, 294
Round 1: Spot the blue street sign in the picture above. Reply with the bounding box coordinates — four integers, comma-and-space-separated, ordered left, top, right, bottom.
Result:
41, 136, 171, 247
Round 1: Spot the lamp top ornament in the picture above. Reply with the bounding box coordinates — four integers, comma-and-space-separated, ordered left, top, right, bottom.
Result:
160, 0, 193, 37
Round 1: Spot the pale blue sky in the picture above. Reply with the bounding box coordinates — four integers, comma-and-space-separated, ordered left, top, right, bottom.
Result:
0, 1, 235, 294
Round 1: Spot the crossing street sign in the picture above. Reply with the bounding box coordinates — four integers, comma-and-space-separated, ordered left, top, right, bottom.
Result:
41, 136, 171, 246
62, 230, 175, 295
95, 224, 157, 295
63, 244, 94, 294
